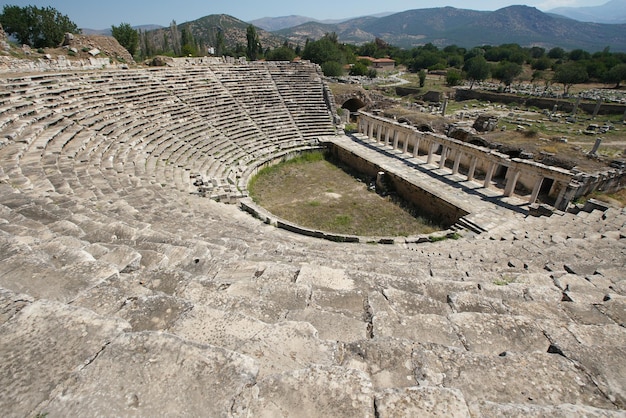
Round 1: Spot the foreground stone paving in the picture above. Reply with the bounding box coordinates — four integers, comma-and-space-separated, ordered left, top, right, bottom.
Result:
0, 60, 624, 416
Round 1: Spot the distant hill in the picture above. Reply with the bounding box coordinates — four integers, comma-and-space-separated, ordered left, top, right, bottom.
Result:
82, 25, 164, 37
276, 5, 626, 52
143, 14, 283, 54
549, 0, 626, 24
250, 13, 393, 31
249, 16, 342, 32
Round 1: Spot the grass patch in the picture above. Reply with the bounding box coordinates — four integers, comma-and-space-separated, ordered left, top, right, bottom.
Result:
429, 235, 448, 242
493, 275, 515, 286
248, 152, 442, 236
578, 188, 626, 208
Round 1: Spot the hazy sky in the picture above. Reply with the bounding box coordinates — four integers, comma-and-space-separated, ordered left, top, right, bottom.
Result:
0, 0, 610, 29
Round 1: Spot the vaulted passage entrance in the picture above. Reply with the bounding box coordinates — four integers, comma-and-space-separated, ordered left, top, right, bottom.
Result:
342, 98, 366, 113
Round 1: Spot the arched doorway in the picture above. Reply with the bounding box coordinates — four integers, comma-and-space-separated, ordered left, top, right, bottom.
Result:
342, 98, 366, 121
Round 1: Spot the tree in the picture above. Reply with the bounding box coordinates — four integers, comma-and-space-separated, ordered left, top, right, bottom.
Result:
418, 69, 426, 87
605, 63, 626, 88
463, 55, 490, 89
302, 33, 345, 66
169, 20, 181, 56
246, 25, 261, 60
0, 5, 79, 48
111, 23, 139, 57
180, 26, 197, 56
266, 44, 296, 61
548, 47, 566, 60
411, 50, 444, 71
492, 61, 522, 90
446, 69, 462, 86
321, 61, 344, 77
568, 48, 591, 61
214, 29, 225, 56
349, 61, 369, 76
138, 29, 154, 59
553, 62, 588, 95
531, 56, 552, 71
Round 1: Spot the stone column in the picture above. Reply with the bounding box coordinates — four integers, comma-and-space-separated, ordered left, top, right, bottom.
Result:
384, 125, 391, 146
367, 121, 374, 139
467, 156, 478, 181
504, 168, 521, 197
483, 161, 497, 188
402, 132, 409, 154
426, 141, 435, 165
439, 146, 448, 169
413, 134, 421, 157
572, 97, 581, 116
393, 130, 399, 150
590, 137, 602, 155
592, 97, 602, 119
528, 176, 544, 204
452, 150, 462, 175
553, 182, 569, 210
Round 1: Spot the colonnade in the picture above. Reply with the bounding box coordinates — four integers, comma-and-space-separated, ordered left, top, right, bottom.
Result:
357, 112, 577, 210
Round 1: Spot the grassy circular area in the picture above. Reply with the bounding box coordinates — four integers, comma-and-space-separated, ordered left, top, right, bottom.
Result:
248, 152, 441, 237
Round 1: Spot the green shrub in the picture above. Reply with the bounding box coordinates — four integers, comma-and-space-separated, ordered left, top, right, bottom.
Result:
523, 127, 539, 138
321, 61, 344, 77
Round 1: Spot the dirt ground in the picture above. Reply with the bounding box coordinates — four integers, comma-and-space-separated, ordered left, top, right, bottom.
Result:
248, 156, 440, 237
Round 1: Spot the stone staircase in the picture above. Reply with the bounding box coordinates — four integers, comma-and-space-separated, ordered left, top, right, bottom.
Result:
0, 60, 624, 417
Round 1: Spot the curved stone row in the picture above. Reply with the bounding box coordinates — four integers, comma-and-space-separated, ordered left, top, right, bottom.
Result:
0, 60, 624, 417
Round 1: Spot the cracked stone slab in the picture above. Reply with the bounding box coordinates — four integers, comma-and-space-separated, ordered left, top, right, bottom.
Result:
70, 273, 153, 317
42, 331, 258, 416
0, 287, 33, 325
98, 245, 143, 273
0, 300, 130, 417
172, 305, 337, 378
171, 304, 271, 351
296, 264, 355, 291
0, 256, 118, 303
180, 278, 311, 324
381, 286, 452, 316
237, 320, 338, 378
449, 312, 550, 355
117, 293, 193, 331
468, 401, 624, 417
561, 302, 616, 325
311, 288, 366, 318
596, 298, 626, 327
232, 365, 373, 417
375, 386, 471, 417
447, 292, 508, 314
286, 307, 367, 342
339, 338, 418, 390
542, 323, 626, 408
368, 290, 461, 347
411, 343, 616, 409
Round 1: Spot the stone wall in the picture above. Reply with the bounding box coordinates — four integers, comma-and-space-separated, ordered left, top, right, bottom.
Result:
455, 89, 626, 115
327, 143, 468, 227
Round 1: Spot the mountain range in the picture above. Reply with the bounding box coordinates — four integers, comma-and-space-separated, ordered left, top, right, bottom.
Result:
548, 0, 626, 24
274, 5, 626, 51
82, 3, 626, 53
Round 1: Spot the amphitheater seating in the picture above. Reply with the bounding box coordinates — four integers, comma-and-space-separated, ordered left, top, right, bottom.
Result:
0, 59, 624, 417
